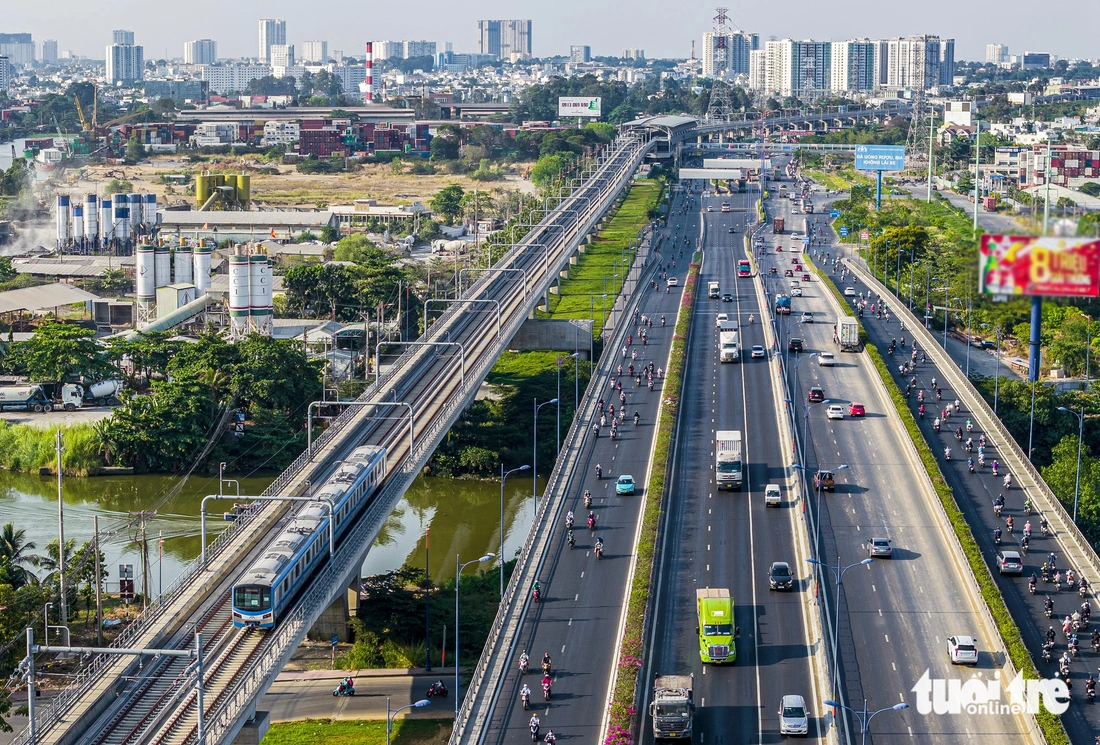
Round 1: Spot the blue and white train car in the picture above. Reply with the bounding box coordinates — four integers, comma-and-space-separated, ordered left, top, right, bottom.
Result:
232, 445, 387, 628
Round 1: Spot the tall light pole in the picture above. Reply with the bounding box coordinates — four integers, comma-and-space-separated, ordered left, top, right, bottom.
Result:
824, 699, 908, 745
810, 557, 873, 701
387, 698, 431, 745
964, 297, 973, 378
455, 553, 495, 718
1057, 406, 1085, 523
942, 275, 950, 350
533, 398, 558, 518
807, 464, 849, 558
500, 464, 530, 598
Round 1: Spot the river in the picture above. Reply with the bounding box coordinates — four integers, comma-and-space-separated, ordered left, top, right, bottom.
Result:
0, 469, 540, 594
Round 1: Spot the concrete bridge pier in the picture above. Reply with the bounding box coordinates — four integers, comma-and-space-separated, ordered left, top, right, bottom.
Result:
308, 570, 361, 643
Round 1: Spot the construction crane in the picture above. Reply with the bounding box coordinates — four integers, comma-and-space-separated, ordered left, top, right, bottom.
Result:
74, 94, 92, 135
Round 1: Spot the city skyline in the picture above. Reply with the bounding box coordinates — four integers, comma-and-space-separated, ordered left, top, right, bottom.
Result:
0, 0, 1092, 62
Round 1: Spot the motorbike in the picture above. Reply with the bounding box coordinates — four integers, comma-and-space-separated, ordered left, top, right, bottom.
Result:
522, 689, 531, 710
565, 514, 574, 530
1082, 584, 1090, 599
944, 448, 951, 462
594, 539, 604, 559
542, 682, 552, 701
994, 530, 1002, 546
588, 515, 596, 531
1046, 600, 1055, 618
532, 587, 541, 602
634, 413, 640, 425
933, 419, 940, 433
519, 655, 530, 674
1030, 577, 1037, 594
969, 460, 975, 475
333, 680, 355, 697
1043, 642, 1053, 663
596, 465, 603, 480
542, 660, 552, 675
427, 681, 449, 698
531, 722, 541, 742
567, 531, 575, 549
584, 492, 593, 509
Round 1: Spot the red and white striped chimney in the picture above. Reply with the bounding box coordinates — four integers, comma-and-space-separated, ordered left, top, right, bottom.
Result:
364, 42, 373, 102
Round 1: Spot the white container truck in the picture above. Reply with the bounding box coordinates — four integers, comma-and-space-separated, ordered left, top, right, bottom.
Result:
719, 330, 740, 362
838, 317, 861, 352
715, 430, 743, 490
651, 674, 695, 740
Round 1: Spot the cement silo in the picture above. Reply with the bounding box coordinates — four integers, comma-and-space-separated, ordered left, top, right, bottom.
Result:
113, 198, 130, 241
193, 246, 212, 296
174, 245, 193, 285
228, 250, 251, 338
99, 198, 113, 244
154, 245, 171, 288
136, 242, 156, 327
56, 196, 70, 248
249, 254, 272, 335
84, 195, 98, 244
236, 174, 250, 208
195, 174, 212, 207
128, 194, 142, 230
143, 194, 158, 227
71, 206, 83, 249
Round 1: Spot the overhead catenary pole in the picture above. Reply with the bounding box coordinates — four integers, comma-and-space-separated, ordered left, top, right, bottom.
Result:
56, 430, 67, 626
93, 515, 103, 646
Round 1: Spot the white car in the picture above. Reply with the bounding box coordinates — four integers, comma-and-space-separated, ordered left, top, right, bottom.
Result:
764, 483, 781, 507
668, 276, 679, 286
791, 287, 803, 297
751, 345, 766, 359
948, 635, 978, 665
715, 313, 729, 328
826, 405, 845, 420
843, 287, 857, 297
779, 694, 809, 736
817, 352, 835, 366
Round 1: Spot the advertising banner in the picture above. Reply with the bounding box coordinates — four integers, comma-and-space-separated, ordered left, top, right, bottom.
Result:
979, 235, 1100, 297
854, 145, 906, 171
557, 97, 602, 117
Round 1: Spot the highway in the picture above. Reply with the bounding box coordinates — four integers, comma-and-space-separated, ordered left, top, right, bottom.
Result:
640, 184, 823, 744
19, 133, 654, 745
477, 188, 687, 745
765, 191, 1034, 743
843, 256, 1100, 743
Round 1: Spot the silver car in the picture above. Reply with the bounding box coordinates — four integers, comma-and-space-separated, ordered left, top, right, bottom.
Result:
867, 537, 893, 558
779, 694, 809, 735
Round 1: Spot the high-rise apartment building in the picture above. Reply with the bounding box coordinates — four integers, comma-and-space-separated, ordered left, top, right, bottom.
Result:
0, 56, 11, 91
269, 44, 295, 69
830, 40, 877, 92
748, 49, 767, 90
763, 39, 830, 97
0, 34, 34, 66
113, 30, 135, 46
985, 43, 1008, 65
39, 39, 57, 65
106, 41, 144, 85
184, 39, 217, 65
883, 35, 953, 90
621, 48, 645, 60
258, 19, 286, 64
404, 41, 436, 59
702, 31, 759, 78
570, 45, 591, 64
301, 41, 328, 63
478, 20, 532, 60
373, 41, 401, 61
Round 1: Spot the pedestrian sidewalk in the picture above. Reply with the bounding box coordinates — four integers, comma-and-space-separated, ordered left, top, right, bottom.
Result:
276, 666, 456, 682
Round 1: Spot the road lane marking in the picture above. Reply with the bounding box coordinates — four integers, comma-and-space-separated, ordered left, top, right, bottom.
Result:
885, 634, 889, 643
574, 594, 578, 601
580, 572, 584, 578
568, 618, 572, 626
872, 584, 876, 592
561, 645, 566, 653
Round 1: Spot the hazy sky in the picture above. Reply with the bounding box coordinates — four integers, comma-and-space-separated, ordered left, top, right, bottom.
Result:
2, 0, 1094, 62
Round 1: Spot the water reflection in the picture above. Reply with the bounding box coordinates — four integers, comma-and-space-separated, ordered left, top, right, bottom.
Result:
0, 470, 543, 593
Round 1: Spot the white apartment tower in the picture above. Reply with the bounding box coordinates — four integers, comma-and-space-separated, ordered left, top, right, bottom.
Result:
112, 30, 135, 46
830, 40, 876, 92
258, 19, 286, 64
985, 43, 1008, 65
301, 41, 328, 63
763, 39, 830, 97
0, 56, 11, 91
39, 40, 57, 65
884, 35, 954, 90
106, 41, 143, 85
184, 39, 217, 65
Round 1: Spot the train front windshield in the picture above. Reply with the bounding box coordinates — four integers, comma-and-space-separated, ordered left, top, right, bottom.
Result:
234, 585, 271, 611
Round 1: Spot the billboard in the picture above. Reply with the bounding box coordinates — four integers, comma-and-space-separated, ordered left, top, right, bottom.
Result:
980, 235, 1100, 297
854, 145, 906, 171
557, 96, 602, 117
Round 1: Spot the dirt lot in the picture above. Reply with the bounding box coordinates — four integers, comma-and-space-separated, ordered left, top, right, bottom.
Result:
0, 406, 114, 429
59, 157, 535, 211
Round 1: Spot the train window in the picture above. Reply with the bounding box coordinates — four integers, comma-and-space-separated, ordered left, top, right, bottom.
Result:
234, 585, 270, 610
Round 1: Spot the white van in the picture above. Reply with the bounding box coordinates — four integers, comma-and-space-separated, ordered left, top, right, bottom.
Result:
765, 484, 781, 507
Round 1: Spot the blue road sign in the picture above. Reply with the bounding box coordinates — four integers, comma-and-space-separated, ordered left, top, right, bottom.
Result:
854, 145, 906, 171
802, 236, 811, 245
332, 634, 339, 648
829, 209, 841, 218
839, 227, 849, 237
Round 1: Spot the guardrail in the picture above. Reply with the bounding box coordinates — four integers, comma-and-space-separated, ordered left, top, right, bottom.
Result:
845, 259, 1100, 586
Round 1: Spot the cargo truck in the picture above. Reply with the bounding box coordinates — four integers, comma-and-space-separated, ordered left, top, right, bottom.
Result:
651, 674, 695, 740
719, 330, 740, 362
775, 294, 792, 314
696, 588, 735, 663
838, 317, 861, 352
0, 385, 54, 412
708, 281, 720, 298
40, 380, 124, 410
715, 430, 743, 490
773, 216, 785, 234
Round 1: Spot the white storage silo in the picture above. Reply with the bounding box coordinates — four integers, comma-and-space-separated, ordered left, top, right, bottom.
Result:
136, 243, 156, 325
56, 196, 70, 247
174, 246, 193, 285
84, 195, 98, 243
114, 203, 130, 241
100, 198, 113, 242
143, 194, 158, 227
128, 194, 142, 228
193, 246, 212, 296
249, 254, 273, 335
71, 206, 83, 247
154, 245, 171, 288
228, 251, 251, 337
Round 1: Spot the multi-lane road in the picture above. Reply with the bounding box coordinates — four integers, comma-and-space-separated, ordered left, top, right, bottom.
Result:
765, 190, 1033, 743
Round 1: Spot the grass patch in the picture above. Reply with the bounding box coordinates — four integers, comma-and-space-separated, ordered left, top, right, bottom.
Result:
261, 718, 451, 745
604, 255, 701, 745
0, 421, 105, 475
813, 264, 1071, 745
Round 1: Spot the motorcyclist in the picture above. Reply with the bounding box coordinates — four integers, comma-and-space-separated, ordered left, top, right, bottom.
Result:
634, 411, 640, 425
955, 426, 963, 441
541, 674, 553, 695
1006, 515, 1014, 533
1045, 598, 1054, 617
519, 650, 530, 673
588, 511, 596, 530
532, 581, 542, 599
595, 463, 602, 479
530, 714, 541, 736
993, 527, 1002, 544
521, 683, 532, 707
595, 536, 605, 556
542, 651, 552, 673
944, 446, 951, 461
584, 490, 592, 508
1046, 626, 1057, 644
544, 730, 557, 745
566, 510, 574, 529
567, 529, 575, 548
1029, 574, 1037, 593
1024, 521, 1032, 538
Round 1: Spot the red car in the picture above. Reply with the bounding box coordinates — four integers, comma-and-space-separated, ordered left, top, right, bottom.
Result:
776, 245, 784, 252
802, 273, 811, 281
848, 402, 866, 417
794, 264, 803, 272
769, 267, 778, 275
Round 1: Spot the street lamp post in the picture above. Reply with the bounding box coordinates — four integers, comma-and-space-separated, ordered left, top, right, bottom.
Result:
533, 399, 558, 518
500, 464, 530, 598
823, 699, 909, 745
809, 556, 873, 701
943, 275, 950, 350
387, 698, 431, 745
1057, 406, 1085, 523
454, 553, 495, 718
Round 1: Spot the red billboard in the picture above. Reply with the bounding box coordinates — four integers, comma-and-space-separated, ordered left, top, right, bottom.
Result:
979, 235, 1100, 297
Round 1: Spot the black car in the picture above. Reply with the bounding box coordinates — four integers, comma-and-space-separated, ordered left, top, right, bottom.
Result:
722, 293, 733, 302
728, 227, 736, 233
807, 386, 825, 403
769, 561, 794, 590
788, 338, 804, 353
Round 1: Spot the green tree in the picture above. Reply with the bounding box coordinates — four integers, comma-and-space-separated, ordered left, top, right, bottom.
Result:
10, 322, 114, 382
1080, 182, 1100, 198
531, 154, 568, 189
125, 135, 146, 164
607, 104, 637, 125
104, 178, 134, 195
320, 225, 339, 243
282, 263, 360, 321
1042, 435, 1100, 545
0, 257, 16, 282
0, 522, 43, 588
430, 184, 465, 225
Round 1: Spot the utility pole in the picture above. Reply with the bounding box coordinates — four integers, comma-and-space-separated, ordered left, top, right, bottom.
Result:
93, 515, 103, 646
56, 430, 67, 626
130, 511, 155, 612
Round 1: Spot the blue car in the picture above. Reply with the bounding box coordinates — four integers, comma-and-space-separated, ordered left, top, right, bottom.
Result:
615, 475, 636, 495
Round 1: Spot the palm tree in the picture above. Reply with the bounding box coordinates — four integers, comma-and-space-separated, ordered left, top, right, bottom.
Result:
0, 522, 44, 588
37, 538, 77, 588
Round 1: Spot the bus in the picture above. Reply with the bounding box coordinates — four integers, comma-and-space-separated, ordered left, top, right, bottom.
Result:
737, 259, 752, 277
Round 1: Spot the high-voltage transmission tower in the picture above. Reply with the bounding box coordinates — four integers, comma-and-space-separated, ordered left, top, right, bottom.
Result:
706, 6, 736, 122
905, 91, 930, 171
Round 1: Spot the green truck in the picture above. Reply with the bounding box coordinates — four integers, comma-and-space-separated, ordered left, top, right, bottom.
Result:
697, 588, 735, 663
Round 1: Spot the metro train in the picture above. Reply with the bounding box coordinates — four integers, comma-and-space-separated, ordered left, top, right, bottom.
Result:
231, 445, 388, 629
